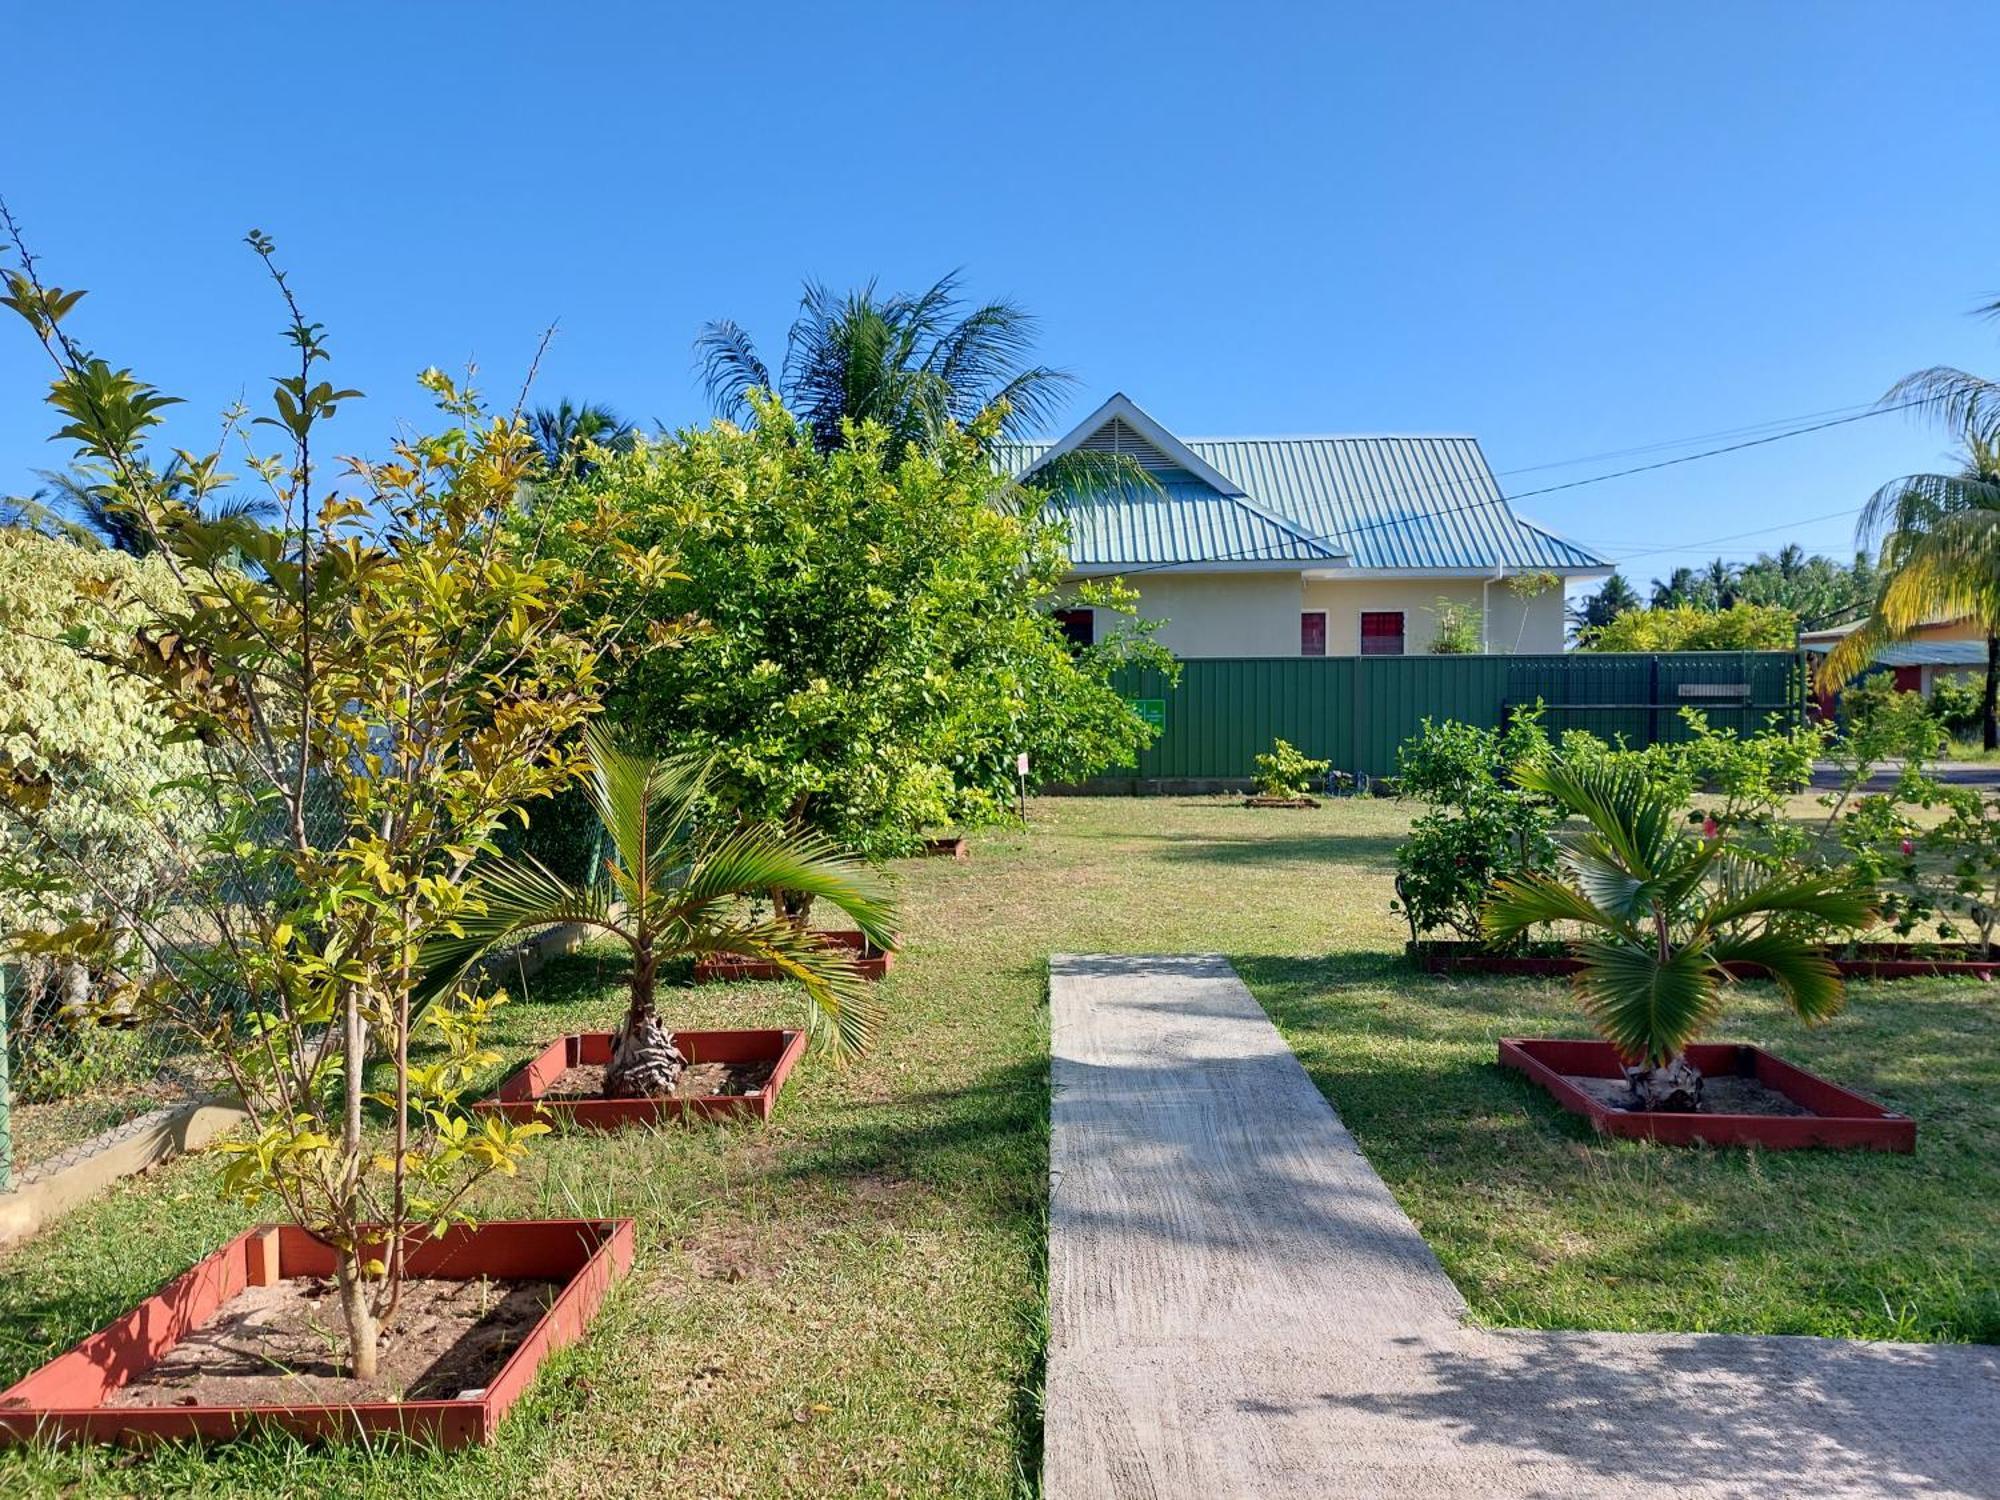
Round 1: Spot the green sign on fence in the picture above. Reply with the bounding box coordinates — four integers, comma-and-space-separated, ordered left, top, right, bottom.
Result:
1128, 697, 1166, 733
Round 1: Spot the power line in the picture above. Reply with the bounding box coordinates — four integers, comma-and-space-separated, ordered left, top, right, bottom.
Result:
1493, 400, 1881, 477
1100, 399, 1924, 580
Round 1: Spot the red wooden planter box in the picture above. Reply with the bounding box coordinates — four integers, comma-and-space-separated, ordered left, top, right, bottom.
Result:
1499, 1037, 1915, 1152
1414, 940, 2000, 982
474, 1028, 805, 1129
0, 1218, 634, 1449
693, 930, 895, 983
920, 835, 969, 861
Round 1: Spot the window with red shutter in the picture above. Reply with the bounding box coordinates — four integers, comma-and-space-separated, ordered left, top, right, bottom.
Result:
1359, 611, 1405, 656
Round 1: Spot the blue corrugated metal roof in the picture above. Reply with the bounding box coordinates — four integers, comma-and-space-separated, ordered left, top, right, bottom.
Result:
1870, 642, 1990, 669
1001, 419, 1609, 572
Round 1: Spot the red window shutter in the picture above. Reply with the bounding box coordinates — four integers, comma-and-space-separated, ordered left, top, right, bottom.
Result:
1300, 612, 1327, 657
1360, 611, 1405, 656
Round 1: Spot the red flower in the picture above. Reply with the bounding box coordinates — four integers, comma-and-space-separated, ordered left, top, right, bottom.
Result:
1701, 816, 1719, 840
1901, 838, 1915, 857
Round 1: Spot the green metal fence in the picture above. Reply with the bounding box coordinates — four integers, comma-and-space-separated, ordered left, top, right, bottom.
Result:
1107, 651, 1804, 784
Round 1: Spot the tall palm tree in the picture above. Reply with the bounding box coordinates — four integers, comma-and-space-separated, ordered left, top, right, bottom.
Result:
427, 724, 897, 1097
1650, 566, 1701, 609
1483, 760, 1874, 1111
695, 273, 1073, 454
529, 400, 636, 481
1700, 557, 1738, 609
1823, 426, 2000, 747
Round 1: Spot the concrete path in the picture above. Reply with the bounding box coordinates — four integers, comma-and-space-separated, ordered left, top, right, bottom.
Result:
1046, 953, 2000, 1499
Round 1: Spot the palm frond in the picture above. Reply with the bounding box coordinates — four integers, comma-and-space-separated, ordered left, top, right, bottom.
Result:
1884, 366, 2000, 448
1517, 759, 1681, 878
1697, 870, 1875, 935
416, 852, 621, 1002
685, 916, 887, 1056
693, 318, 774, 424
1570, 937, 1727, 1067
676, 825, 896, 950
1482, 871, 1630, 946
1708, 930, 1847, 1024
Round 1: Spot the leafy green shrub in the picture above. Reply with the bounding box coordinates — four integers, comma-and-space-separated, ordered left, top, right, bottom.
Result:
1391, 711, 1559, 942
1927, 676, 1985, 737
1580, 601, 1796, 652
1428, 598, 1483, 655
1252, 738, 1329, 799
533, 399, 1173, 865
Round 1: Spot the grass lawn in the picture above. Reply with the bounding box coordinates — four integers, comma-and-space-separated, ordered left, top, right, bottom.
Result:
3, 795, 1996, 1496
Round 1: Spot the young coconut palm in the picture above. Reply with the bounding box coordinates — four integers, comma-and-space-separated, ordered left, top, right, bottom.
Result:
1482, 760, 1875, 1111
431, 723, 897, 1098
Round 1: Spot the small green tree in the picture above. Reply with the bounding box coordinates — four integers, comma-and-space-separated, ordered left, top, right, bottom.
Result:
426, 725, 898, 1094
1251, 739, 1329, 800
0, 225, 661, 1380
1483, 760, 1874, 1110
532, 397, 1169, 899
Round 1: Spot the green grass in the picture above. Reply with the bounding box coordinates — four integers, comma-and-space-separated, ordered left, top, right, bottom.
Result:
3, 795, 1997, 1496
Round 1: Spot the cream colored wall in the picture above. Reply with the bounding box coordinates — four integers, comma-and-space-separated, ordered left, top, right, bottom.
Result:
1070, 571, 1306, 657
1300, 576, 1568, 655
1065, 571, 1571, 656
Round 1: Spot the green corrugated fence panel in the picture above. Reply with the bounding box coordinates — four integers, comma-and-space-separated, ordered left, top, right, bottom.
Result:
1111, 651, 1802, 782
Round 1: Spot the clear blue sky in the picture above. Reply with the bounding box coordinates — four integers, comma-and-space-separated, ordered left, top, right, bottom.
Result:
5, 2, 1998, 590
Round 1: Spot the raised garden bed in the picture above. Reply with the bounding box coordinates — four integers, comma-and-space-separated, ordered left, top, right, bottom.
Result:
1499, 1037, 1915, 1151
1244, 796, 1319, 809
475, 1028, 805, 1129
0, 1218, 633, 1449
693, 929, 895, 983
920, 835, 969, 861
1412, 939, 2000, 981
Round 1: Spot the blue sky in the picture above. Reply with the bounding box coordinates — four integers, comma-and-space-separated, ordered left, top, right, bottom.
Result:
4, 1, 1998, 591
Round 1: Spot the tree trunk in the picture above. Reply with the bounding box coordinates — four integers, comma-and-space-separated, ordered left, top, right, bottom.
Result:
1983, 634, 1998, 751
1624, 1053, 1704, 1112
773, 887, 817, 928
336, 1247, 380, 1381
604, 940, 685, 1098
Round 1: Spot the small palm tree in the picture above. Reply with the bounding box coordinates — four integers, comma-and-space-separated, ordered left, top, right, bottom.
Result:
429, 724, 897, 1098
1822, 425, 2000, 748
695, 273, 1073, 455
1482, 760, 1874, 1111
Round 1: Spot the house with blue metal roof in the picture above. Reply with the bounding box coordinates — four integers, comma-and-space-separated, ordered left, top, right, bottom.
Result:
1003, 393, 1611, 657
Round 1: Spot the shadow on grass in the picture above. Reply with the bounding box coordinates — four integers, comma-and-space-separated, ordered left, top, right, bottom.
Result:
1111, 831, 1404, 870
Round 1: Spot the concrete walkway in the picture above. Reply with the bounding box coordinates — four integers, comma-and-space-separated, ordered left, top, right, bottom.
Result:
1046, 954, 2000, 1499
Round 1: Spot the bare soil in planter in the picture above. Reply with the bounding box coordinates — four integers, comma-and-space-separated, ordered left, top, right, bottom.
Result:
1568, 1074, 1811, 1117
543, 1058, 775, 1101
105, 1276, 559, 1408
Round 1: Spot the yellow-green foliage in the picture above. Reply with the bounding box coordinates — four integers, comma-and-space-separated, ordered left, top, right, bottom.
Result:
1584, 601, 1796, 652
0, 529, 204, 941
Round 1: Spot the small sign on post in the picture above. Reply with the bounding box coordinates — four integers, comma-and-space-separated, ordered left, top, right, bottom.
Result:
1015, 751, 1029, 821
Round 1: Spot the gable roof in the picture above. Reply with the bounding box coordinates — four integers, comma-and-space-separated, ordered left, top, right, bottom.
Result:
1002, 393, 1610, 574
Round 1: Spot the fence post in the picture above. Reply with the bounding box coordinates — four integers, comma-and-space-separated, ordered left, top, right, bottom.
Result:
1648, 655, 1662, 746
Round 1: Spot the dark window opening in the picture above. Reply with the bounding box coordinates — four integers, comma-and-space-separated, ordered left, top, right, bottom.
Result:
1300, 611, 1327, 657
1360, 611, 1405, 656
1055, 608, 1095, 649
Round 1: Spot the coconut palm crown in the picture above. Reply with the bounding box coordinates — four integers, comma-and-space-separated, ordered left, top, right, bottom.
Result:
1482, 759, 1874, 1109
1822, 424, 2000, 748
428, 722, 897, 1098
695, 272, 1073, 456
